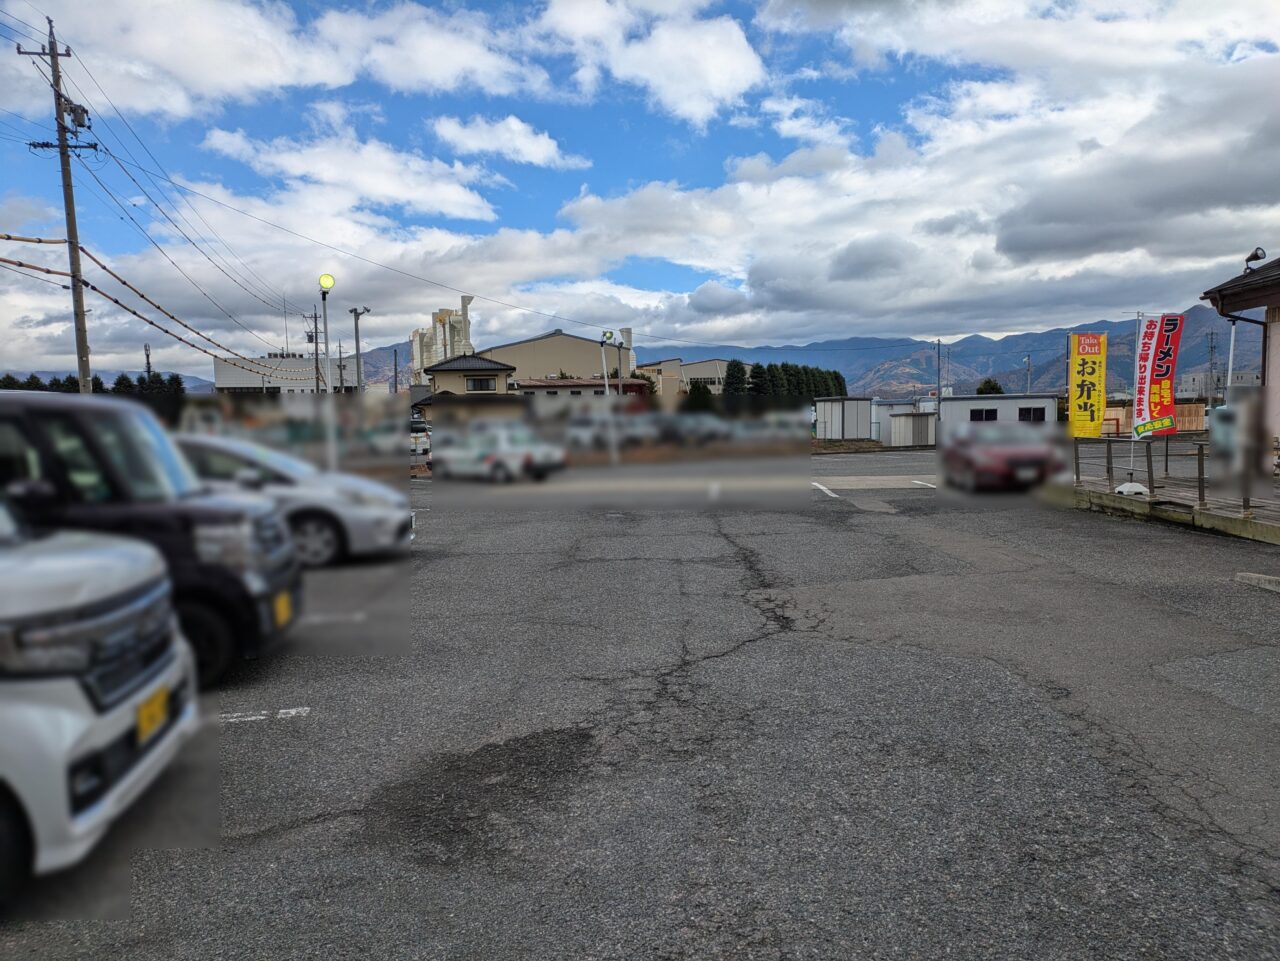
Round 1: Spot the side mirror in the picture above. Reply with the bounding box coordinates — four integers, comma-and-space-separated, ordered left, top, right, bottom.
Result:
234, 467, 265, 490
5, 478, 59, 508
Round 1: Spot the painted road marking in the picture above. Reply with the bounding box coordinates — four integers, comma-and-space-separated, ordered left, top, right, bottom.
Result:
811, 482, 840, 498
218, 707, 312, 724
815, 474, 938, 490
912, 480, 937, 489
1235, 573, 1280, 594
300, 612, 368, 626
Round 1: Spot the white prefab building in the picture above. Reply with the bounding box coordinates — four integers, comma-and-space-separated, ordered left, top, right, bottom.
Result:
889, 412, 936, 447
814, 396, 873, 440
213, 353, 353, 394
938, 393, 1058, 441
871, 399, 915, 442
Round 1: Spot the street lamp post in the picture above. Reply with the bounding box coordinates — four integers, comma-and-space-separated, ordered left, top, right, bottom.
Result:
615, 337, 627, 400
319, 273, 338, 471
599, 331, 613, 397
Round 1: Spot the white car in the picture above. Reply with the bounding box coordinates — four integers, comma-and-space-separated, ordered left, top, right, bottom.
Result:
0, 499, 199, 903
433, 423, 567, 482
176, 434, 414, 568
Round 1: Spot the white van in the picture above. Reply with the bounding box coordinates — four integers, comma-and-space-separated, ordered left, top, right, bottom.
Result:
0, 499, 199, 903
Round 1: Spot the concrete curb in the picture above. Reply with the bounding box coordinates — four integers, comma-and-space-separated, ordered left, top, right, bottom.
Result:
1045, 483, 1280, 546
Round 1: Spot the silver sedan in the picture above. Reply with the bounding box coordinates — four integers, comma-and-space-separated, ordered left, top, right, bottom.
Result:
176, 434, 413, 567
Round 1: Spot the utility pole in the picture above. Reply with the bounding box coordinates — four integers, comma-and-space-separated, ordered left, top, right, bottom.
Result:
392, 348, 399, 395
935, 339, 941, 445
338, 341, 345, 392
144, 343, 152, 379
305, 308, 321, 394
348, 307, 370, 393
20, 19, 97, 393
1025, 354, 1032, 394
1206, 330, 1217, 406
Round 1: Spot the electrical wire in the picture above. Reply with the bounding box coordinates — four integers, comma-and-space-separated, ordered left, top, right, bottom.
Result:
0, 260, 68, 288
75, 155, 284, 353
0, 6, 42, 35
65, 59, 302, 316
0, 244, 309, 380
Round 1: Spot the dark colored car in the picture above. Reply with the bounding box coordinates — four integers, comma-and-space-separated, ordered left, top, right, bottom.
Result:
941, 422, 1063, 491
0, 391, 302, 686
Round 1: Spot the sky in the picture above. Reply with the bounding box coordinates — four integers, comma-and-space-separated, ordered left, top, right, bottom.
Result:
0, 0, 1277, 378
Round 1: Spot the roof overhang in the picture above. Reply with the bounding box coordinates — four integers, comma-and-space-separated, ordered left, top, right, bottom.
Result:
1200, 255, 1280, 321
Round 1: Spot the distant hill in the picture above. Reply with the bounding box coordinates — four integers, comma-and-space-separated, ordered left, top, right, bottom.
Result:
631, 304, 1264, 398
3, 369, 216, 393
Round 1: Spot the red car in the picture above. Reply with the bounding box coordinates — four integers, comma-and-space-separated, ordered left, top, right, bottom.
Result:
941, 422, 1062, 491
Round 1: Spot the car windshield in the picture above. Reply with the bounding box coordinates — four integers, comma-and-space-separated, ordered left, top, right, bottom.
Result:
227, 441, 320, 479
971, 424, 1049, 445
85, 407, 204, 501
0, 500, 18, 544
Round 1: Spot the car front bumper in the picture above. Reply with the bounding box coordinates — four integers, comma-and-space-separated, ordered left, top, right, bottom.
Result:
0, 638, 200, 875
342, 505, 415, 556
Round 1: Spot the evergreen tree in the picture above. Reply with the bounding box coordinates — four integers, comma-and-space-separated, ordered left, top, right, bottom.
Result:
831, 370, 848, 397
22, 374, 44, 391
747, 362, 770, 396
976, 377, 1004, 395
722, 359, 748, 396
91, 374, 106, 393
766, 363, 784, 396
58, 375, 80, 393
111, 373, 135, 394
782, 363, 803, 398
0, 373, 20, 390
681, 381, 715, 413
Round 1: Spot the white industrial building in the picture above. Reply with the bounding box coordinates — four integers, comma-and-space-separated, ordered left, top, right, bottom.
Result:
213, 353, 353, 394
871, 399, 916, 442
814, 396, 873, 439
937, 393, 1058, 441
409, 297, 476, 385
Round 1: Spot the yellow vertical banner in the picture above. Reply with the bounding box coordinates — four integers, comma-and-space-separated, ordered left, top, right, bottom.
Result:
1068, 333, 1106, 437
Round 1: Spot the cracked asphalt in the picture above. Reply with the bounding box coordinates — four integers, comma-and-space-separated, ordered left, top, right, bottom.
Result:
3, 451, 1279, 959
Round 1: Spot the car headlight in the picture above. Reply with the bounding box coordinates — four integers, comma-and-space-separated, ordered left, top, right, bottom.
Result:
342, 487, 400, 510
194, 519, 256, 570
0, 584, 174, 675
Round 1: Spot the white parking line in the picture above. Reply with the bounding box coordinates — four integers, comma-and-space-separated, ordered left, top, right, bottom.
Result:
299, 612, 368, 626
811, 482, 841, 498
218, 707, 312, 724
911, 480, 937, 489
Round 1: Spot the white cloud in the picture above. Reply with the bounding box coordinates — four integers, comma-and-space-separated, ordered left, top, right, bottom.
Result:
202, 127, 497, 221
0, 0, 546, 119
760, 95, 851, 146
539, 1, 766, 125
432, 115, 590, 169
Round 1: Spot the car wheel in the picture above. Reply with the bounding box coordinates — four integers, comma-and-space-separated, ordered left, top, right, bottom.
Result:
0, 790, 31, 907
290, 513, 344, 567
491, 462, 514, 483
178, 601, 236, 689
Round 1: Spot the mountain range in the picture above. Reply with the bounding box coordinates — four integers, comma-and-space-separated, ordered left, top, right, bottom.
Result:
629, 303, 1264, 398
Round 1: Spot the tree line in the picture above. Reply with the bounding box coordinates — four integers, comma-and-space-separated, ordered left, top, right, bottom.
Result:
0, 371, 187, 423
723, 360, 847, 399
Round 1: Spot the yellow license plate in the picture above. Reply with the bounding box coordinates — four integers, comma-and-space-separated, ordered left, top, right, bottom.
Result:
273, 591, 293, 628
136, 686, 169, 746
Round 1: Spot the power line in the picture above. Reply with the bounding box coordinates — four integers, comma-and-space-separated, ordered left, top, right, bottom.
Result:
65, 57, 301, 316
0, 259, 68, 287
0, 6, 42, 35
75, 155, 283, 353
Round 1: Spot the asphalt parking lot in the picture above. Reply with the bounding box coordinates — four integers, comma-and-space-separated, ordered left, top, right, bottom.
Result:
3, 453, 1279, 958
